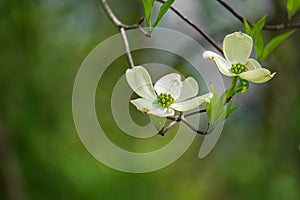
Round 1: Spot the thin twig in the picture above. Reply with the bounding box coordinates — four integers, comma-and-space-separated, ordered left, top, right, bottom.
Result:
100, 0, 143, 29
185, 108, 206, 118
263, 23, 300, 30
216, 0, 249, 25
100, 0, 146, 69
156, 0, 223, 54
217, 0, 300, 30
181, 116, 209, 135
120, 27, 135, 69
163, 114, 209, 136
158, 120, 178, 136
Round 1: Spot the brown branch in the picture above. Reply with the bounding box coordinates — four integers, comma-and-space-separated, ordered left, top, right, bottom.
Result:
185, 108, 206, 118
263, 23, 300, 30
100, 0, 147, 69
120, 27, 134, 69
217, 0, 300, 30
181, 116, 209, 135
156, 0, 223, 54
100, 0, 143, 30
162, 114, 210, 136
216, 0, 250, 25
158, 120, 178, 136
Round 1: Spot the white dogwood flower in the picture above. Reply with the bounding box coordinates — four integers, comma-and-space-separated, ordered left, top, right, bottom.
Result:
126, 66, 212, 117
203, 32, 276, 83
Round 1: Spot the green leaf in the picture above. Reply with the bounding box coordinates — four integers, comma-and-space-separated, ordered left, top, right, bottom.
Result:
151, 0, 174, 31
244, 19, 252, 36
253, 15, 267, 34
261, 30, 295, 61
142, 0, 155, 28
225, 98, 239, 119
255, 33, 265, 61
286, 0, 300, 19
250, 16, 267, 60
206, 84, 227, 131
149, 114, 166, 131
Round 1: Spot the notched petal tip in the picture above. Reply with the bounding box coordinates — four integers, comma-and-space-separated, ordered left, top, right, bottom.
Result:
203, 51, 215, 60
239, 68, 276, 83
269, 72, 276, 78
203, 51, 233, 77
223, 31, 253, 64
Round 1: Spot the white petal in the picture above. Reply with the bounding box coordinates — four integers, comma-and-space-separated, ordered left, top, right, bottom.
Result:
171, 93, 212, 112
154, 73, 182, 100
239, 68, 276, 83
249, 72, 276, 83
223, 32, 253, 64
203, 51, 233, 76
130, 98, 175, 117
177, 77, 199, 102
126, 66, 156, 101
130, 98, 153, 113
245, 58, 262, 70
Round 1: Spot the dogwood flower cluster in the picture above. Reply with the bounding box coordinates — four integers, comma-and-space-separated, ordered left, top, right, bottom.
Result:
203, 32, 276, 83
126, 66, 212, 117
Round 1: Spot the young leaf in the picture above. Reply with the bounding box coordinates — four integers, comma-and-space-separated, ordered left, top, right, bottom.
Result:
244, 19, 252, 36
250, 16, 267, 60
261, 30, 295, 61
255, 33, 265, 61
149, 114, 166, 131
206, 84, 227, 131
225, 98, 239, 119
253, 15, 267, 34
142, 0, 155, 28
151, 0, 175, 31
286, 0, 300, 19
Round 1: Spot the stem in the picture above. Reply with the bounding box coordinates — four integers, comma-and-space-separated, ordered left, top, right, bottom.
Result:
120, 28, 135, 69
227, 76, 238, 97
100, 0, 144, 30
158, 120, 178, 136
263, 23, 300, 30
216, 0, 250, 25
217, 0, 300, 30
100, 0, 147, 69
185, 108, 206, 118
181, 116, 208, 135
100, 0, 122, 27
156, 0, 223, 54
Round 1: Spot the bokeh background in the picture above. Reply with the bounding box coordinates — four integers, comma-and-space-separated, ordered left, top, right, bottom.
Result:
1, 0, 299, 199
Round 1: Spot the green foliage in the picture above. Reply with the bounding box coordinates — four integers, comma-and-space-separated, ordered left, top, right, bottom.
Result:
225, 98, 239, 119
226, 77, 249, 97
206, 84, 238, 131
244, 16, 267, 61
261, 30, 295, 61
151, 0, 175, 29
244, 17, 294, 61
142, 0, 175, 32
206, 83, 239, 132
142, 0, 155, 28
286, 0, 300, 19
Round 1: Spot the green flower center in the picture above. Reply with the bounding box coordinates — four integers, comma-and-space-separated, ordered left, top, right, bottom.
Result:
231, 63, 248, 74
157, 93, 174, 108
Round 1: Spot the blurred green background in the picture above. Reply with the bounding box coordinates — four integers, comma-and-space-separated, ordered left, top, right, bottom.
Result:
1, 0, 299, 199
